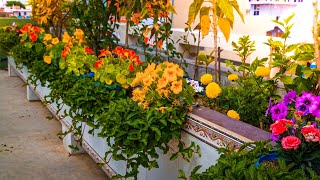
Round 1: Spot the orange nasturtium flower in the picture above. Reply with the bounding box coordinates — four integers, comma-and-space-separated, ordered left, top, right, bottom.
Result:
43, 55, 52, 64
51, 37, 60, 45
170, 80, 183, 94
132, 13, 141, 24
94, 59, 104, 69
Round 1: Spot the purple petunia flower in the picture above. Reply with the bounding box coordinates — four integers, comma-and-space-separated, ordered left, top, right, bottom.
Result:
270, 103, 288, 120
296, 92, 315, 110
265, 97, 273, 117
309, 96, 320, 118
283, 90, 296, 105
297, 104, 309, 116
270, 134, 281, 142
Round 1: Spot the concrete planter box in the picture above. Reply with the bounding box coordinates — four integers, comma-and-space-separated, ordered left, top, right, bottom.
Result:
8, 58, 270, 179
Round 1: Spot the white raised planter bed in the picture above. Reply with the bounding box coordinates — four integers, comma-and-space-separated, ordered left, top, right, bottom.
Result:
8, 57, 270, 179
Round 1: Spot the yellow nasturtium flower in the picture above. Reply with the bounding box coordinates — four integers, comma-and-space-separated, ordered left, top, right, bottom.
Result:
255, 67, 270, 77
227, 110, 240, 120
43, 55, 52, 64
205, 82, 221, 99
51, 37, 59, 45
62, 32, 71, 43
228, 74, 238, 81
43, 34, 52, 41
200, 74, 213, 85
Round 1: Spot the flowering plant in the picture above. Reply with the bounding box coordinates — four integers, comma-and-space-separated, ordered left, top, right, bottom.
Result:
58, 29, 97, 76
131, 61, 194, 110
267, 90, 320, 175
11, 24, 46, 68
91, 46, 144, 88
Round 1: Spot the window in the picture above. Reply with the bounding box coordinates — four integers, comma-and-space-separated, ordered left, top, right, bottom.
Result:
253, 5, 260, 16
24, 12, 26, 15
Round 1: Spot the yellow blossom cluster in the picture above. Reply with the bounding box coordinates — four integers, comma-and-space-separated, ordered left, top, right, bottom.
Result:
227, 110, 240, 120
200, 74, 213, 85
227, 74, 238, 81
131, 62, 185, 106
255, 66, 270, 77
205, 82, 222, 99
43, 33, 60, 48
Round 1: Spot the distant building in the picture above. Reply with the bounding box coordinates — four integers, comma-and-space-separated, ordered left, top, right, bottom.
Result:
0, 0, 31, 18
248, 0, 304, 18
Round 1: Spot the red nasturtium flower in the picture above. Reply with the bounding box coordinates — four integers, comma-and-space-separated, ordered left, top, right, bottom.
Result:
29, 32, 38, 42
157, 39, 163, 49
112, 46, 124, 55
133, 55, 143, 65
62, 48, 69, 58
132, 13, 141, 24
128, 64, 135, 72
98, 49, 111, 58
144, 37, 149, 45
94, 59, 104, 69
84, 46, 94, 54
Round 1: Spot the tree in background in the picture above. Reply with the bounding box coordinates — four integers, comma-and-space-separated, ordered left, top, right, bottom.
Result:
29, 0, 71, 38
66, 0, 122, 54
6, 1, 26, 9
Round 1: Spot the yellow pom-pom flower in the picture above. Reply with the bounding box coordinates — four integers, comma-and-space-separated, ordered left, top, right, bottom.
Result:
227, 110, 240, 120
205, 82, 221, 99
200, 74, 213, 85
255, 67, 270, 77
228, 74, 238, 81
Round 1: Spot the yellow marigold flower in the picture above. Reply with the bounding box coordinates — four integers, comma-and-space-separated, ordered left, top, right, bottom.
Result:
43, 34, 52, 41
143, 76, 153, 86
200, 74, 213, 85
170, 80, 183, 94
62, 32, 71, 43
255, 67, 270, 77
228, 74, 238, 81
51, 37, 59, 45
163, 67, 177, 82
43, 55, 52, 64
205, 82, 221, 99
227, 110, 240, 120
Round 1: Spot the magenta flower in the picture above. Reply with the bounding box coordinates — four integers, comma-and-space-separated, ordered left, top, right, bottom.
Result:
296, 92, 315, 110
270, 103, 288, 120
310, 96, 320, 118
283, 90, 296, 105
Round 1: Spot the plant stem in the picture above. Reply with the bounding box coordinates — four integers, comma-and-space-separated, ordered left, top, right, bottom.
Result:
125, 20, 129, 48
313, 1, 320, 85
194, 30, 201, 79
212, 0, 218, 83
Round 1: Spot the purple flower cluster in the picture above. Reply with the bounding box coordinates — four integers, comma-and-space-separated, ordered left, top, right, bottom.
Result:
267, 91, 320, 120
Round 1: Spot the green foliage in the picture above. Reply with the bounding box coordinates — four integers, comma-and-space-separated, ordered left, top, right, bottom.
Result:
265, 14, 319, 94
67, 0, 120, 54
180, 141, 318, 180
0, 27, 20, 57
0, 18, 32, 26
96, 98, 199, 179
203, 36, 278, 128
6, 1, 25, 9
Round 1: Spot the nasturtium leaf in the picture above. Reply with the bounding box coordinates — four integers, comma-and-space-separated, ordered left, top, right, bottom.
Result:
116, 73, 126, 84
